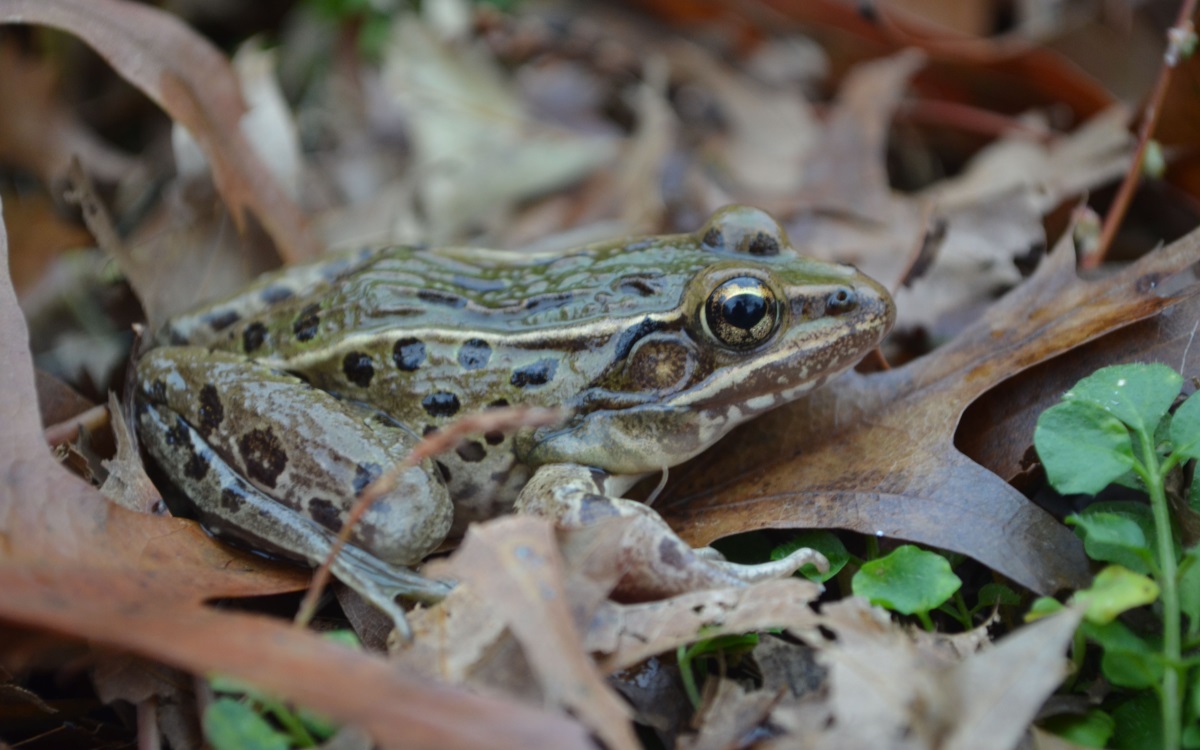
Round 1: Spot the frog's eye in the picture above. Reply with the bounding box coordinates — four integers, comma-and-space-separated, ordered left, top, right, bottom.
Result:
703, 277, 780, 349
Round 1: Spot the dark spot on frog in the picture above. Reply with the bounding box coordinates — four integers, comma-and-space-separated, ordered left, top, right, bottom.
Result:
219, 487, 246, 512
658, 537, 687, 569
618, 276, 661, 297
578, 494, 621, 524
342, 351, 375, 388
423, 424, 438, 436
203, 309, 241, 332
458, 338, 492, 370
435, 461, 452, 482
260, 285, 294, 304
243, 322, 268, 353
165, 415, 189, 447
702, 227, 724, 249
456, 440, 486, 462
745, 231, 780, 256
197, 384, 224, 436
308, 498, 344, 532
293, 303, 322, 342
148, 378, 168, 404
587, 467, 607, 491
523, 292, 574, 313
511, 359, 557, 388
484, 430, 504, 446
238, 427, 289, 489
488, 398, 510, 409
417, 289, 466, 308
184, 449, 210, 481
393, 337, 426, 371
352, 462, 382, 495
422, 392, 461, 418
614, 316, 665, 360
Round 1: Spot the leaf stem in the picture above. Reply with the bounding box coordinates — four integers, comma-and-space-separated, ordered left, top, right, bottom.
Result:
1138, 429, 1182, 750
1089, 0, 1198, 268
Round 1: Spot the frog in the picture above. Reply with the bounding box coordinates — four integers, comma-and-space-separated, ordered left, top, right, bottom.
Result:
134, 206, 895, 637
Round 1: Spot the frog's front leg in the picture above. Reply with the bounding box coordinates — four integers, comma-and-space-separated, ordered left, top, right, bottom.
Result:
515, 464, 827, 599
135, 347, 454, 634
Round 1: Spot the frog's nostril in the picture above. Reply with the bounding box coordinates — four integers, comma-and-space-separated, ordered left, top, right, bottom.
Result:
827, 287, 857, 313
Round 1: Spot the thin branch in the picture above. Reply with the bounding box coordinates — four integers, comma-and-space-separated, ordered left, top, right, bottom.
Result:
1089, 2, 1198, 269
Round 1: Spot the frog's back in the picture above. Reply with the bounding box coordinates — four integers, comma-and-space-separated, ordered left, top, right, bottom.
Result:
157, 239, 715, 415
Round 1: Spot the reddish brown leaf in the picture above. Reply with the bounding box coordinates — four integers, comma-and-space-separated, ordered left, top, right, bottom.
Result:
0, 0, 319, 263
659, 228, 1200, 594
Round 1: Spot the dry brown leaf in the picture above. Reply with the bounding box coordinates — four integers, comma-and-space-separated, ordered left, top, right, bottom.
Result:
0, 0, 319, 264
0, 40, 136, 189
797, 48, 925, 223
960, 291, 1200, 487
682, 678, 780, 750
940, 606, 1082, 750
98, 392, 161, 514
668, 41, 819, 198
426, 517, 639, 750
593, 577, 824, 673
661, 227, 1200, 594
380, 15, 618, 244
0, 197, 591, 750
793, 598, 1080, 749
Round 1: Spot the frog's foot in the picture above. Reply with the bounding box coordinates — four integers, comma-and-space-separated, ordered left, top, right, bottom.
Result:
515, 464, 828, 600
138, 402, 452, 639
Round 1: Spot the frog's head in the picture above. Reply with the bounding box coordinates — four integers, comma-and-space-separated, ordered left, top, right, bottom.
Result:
523, 206, 895, 476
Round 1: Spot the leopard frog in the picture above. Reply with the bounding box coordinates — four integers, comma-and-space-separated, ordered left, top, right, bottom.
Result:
135, 206, 895, 636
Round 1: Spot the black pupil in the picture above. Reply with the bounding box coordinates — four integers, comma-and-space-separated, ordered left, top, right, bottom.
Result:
722, 293, 767, 330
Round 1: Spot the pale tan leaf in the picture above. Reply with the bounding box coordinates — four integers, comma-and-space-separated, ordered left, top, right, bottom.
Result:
0, 0, 319, 263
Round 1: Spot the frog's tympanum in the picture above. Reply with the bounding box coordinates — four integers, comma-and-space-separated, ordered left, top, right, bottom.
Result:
135, 206, 895, 634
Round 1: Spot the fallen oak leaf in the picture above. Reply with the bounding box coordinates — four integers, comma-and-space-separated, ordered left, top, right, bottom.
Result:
0, 0, 319, 263
426, 516, 640, 750
959, 291, 1200, 487
660, 226, 1200, 594
801, 598, 1082, 749
0, 199, 591, 750
591, 577, 825, 674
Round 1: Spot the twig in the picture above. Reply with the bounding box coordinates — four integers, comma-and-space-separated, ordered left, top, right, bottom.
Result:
1088, 2, 1198, 269
292, 405, 564, 629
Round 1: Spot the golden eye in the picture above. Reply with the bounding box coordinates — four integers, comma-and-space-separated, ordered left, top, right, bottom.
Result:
703, 277, 779, 349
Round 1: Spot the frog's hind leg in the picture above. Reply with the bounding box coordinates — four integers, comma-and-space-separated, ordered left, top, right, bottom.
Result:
515, 464, 827, 600
137, 402, 451, 638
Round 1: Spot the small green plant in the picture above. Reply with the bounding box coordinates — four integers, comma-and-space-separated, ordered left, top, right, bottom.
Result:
676, 633, 760, 707
1033, 363, 1200, 750
851, 544, 963, 631
203, 631, 359, 750
773, 532, 1017, 631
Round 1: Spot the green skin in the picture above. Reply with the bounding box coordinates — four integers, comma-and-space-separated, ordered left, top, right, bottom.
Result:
135, 206, 896, 634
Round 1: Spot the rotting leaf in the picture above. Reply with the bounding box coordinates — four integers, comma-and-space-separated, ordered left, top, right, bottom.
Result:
0, 0, 319, 264
661, 226, 1200, 595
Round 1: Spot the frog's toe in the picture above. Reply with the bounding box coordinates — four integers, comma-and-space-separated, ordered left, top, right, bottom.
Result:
705, 546, 829, 582
613, 531, 828, 600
